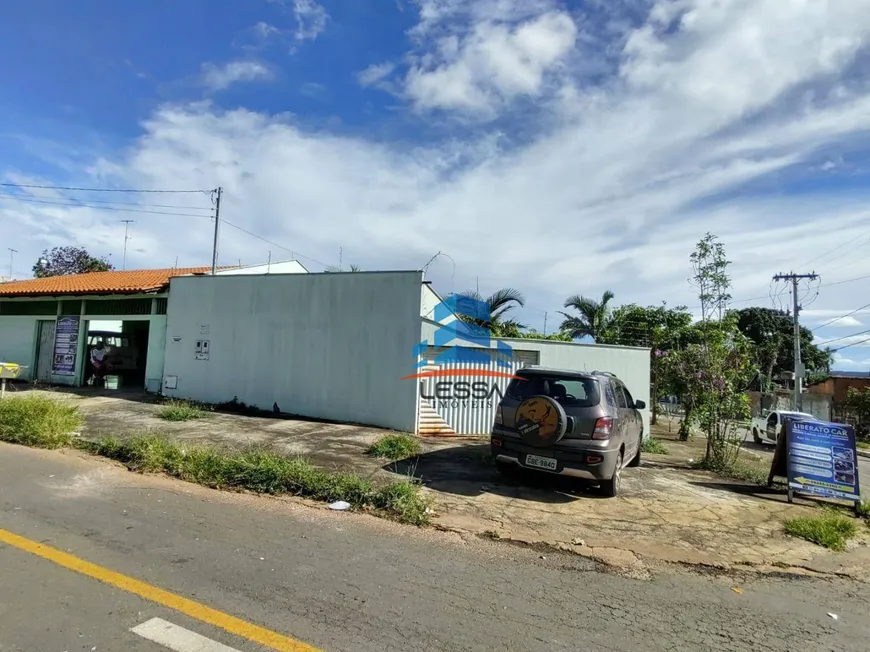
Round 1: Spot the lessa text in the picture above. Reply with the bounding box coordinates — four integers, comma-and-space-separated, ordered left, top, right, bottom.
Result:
419, 380, 505, 401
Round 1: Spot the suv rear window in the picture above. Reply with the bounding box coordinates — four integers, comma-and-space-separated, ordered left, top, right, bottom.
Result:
505, 374, 599, 408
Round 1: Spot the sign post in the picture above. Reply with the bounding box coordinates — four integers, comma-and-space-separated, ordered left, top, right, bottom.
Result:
51, 316, 81, 377
779, 417, 861, 514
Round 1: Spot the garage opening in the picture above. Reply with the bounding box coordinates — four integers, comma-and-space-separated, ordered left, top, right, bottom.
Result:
85, 320, 150, 389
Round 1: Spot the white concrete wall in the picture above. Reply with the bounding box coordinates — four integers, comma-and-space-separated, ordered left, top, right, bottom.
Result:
216, 260, 308, 275
145, 315, 167, 390
162, 271, 424, 431
0, 317, 38, 380
499, 338, 652, 436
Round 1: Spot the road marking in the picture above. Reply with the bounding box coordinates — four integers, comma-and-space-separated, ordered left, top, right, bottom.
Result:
0, 527, 320, 652
132, 617, 241, 652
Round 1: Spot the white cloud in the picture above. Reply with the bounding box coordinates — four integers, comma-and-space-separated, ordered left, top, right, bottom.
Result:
291, 0, 328, 42
200, 60, 273, 91
5, 0, 870, 341
404, 9, 578, 115
357, 62, 396, 87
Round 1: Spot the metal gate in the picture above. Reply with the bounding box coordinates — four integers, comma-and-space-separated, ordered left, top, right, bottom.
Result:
36, 320, 56, 382
416, 349, 540, 436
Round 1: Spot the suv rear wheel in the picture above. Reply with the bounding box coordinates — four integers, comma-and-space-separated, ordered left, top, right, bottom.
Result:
627, 430, 642, 467
752, 428, 762, 444
600, 450, 623, 497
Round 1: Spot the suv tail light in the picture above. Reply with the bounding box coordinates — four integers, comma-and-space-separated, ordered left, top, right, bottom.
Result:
494, 405, 503, 426
592, 416, 613, 440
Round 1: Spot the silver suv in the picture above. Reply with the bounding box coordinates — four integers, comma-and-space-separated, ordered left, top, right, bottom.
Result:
490, 367, 645, 497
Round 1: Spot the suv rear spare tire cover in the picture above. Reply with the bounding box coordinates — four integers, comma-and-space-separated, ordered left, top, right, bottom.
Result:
515, 395, 567, 447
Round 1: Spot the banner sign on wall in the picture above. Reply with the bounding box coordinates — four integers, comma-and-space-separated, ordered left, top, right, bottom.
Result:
51, 316, 80, 376
787, 419, 860, 503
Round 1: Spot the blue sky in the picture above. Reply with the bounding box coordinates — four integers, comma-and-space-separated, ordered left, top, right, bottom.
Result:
3, 0, 870, 369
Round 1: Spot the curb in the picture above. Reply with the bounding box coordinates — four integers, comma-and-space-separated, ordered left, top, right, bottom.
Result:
857, 449, 870, 461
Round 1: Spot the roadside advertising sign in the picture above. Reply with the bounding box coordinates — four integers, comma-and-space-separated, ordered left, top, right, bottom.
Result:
786, 418, 860, 507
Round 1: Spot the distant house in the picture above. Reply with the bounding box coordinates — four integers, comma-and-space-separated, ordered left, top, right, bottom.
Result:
807, 372, 870, 404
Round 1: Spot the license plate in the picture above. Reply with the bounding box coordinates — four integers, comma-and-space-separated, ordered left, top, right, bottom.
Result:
525, 454, 558, 471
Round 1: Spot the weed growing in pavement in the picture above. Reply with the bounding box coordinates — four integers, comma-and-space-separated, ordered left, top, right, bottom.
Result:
157, 399, 210, 422
856, 500, 870, 520
0, 394, 82, 449
88, 434, 431, 525
366, 433, 422, 460
641, 438, 669, 455
784, 511, 858, 551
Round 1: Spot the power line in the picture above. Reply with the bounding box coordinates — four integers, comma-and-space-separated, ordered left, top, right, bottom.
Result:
0, 182, 206, 193
832, 336, 870, 353
814, 301, 870, 329
0, 193, 213, 218
0, 191, 212, 211
815, 327, 870, 347
220, 219, 331, 269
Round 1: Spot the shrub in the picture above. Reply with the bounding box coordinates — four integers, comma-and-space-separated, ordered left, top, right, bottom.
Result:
366, 433, 422, 460
784, 511, 858, 551
0, 395, 82, 449
157, 399, 209, 422
641, 437, 669, 455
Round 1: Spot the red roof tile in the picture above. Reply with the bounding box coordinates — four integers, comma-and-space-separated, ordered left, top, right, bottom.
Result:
0, 267, 212, 297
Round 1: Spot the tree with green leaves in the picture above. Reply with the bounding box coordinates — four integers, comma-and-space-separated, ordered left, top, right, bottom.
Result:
662, 234, 754, 462
33, 246, 113, 277
605, 303, 694, 424
732, 306, 832, 390
456, 288, 526, 338
558, 290, 615, 341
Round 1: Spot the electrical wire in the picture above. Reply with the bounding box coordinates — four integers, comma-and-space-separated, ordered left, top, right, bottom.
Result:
220, 220, 331, 269
0, 193, 213, 218
814, 301, 870, 329
0, 182, 207, 193
0, 191, 212, 211
832, 336, 870, 353
815, 328, 870, 347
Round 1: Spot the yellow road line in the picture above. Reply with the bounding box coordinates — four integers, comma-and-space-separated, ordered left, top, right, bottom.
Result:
0, 527, 321, 652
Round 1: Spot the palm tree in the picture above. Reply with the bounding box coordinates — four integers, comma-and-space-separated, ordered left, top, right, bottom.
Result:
559, 290, 615, 341
456, 288, 525, 337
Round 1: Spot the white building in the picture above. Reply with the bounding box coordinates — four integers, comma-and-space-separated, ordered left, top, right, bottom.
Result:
0, 266, 650, 435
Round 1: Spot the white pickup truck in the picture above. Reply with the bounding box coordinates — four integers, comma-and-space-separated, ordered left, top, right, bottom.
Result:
750, 409, 817, 445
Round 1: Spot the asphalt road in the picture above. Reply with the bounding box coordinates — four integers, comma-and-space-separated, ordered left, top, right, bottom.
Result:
1, 443, 869, 652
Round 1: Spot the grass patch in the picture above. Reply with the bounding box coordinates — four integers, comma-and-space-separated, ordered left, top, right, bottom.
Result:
89, 434, 431, 525
856, 500, 870, 520
366, 433, 422, 460
157, 399, 209, 422
694, 457, 769, 486
857, 441, 870, 451
0, 395, 82, 449
784, 511, 858, 551
641, 437, 669, 455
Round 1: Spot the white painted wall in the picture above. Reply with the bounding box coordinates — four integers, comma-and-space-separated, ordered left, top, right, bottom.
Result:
215, 260, 308, 275
499, 338, 652, 436
162, 271, 424, 431
0, 317, 38, 380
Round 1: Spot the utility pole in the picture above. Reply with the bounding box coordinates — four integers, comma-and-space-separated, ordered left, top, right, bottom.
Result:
6, 248, 16, 280
543, 312, 548, 335
211, 187, 222, 275
120, 220, 135, 270
773, 271, 819, 411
